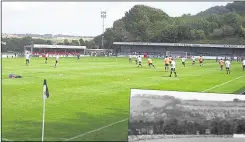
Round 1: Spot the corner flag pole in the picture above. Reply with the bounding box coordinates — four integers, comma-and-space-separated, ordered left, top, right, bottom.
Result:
42, 79, 50, 142
41, 92, 46, 142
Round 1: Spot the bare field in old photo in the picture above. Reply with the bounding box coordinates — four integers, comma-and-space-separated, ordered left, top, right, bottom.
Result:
129, 90, 245, 142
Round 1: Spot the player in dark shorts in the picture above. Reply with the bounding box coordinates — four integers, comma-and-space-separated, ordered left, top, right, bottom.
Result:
45, 54, 48, 64
226, 66, 230, 74
137, 56, 143, 68
192, 57, 196, 66
169, 59, 177, 77
164, 56, 170, 72
129, 55, 132, 63
181, 57, 186, 67
55, 60, 58, 67
55, 54, 59, 68
219, 59, 224, 71
135, 58, 138, 65
225, 60, 231, 74
25, 53, 30, 66
26, 58, 30, 65
169, 56, 172, 64
243, 59, 245, 71
138, 61, 142, 67
148, 58, 155, 68
77, 53, 80, 60
182, 61, 185, 67
199, 56, 203, 66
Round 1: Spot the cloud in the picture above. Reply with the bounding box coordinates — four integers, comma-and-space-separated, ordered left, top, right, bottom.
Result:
3, 2, 39, 11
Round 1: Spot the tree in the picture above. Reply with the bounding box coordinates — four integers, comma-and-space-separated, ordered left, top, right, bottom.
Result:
221, 25, 235, 36
209, 28, 223, 38
79, 38, 85, 46
195, 29, 206, 40
104, 28, 116, 48
86, 40, 98, 49
33, 38, 51, 45
240, 26, 245, 38
63, 39, 70, 45
47, 40, 53, 45
22, 36, 32, 46
89, 2, 245, 45
71, 40, 80, 46
190, 29, 196, 39
57, 42, 64, 45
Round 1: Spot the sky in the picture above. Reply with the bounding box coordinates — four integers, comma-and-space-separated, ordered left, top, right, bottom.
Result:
2, 2, 231, 36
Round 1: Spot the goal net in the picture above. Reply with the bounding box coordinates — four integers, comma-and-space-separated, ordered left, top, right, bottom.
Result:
25, 50, 31, 55
166, 51, 188, 58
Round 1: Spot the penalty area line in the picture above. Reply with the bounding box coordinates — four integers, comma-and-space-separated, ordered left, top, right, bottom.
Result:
201, 74, 245, 93
63, 118, 128, 141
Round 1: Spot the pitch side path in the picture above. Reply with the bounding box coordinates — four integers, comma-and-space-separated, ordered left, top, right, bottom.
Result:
137, 137, 245, 142
2, 57, 245, 141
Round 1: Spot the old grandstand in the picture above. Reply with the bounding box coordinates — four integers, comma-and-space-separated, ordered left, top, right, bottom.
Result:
22, 44, 113, 57
24, 44, 86, 57
113, 42, 245, 58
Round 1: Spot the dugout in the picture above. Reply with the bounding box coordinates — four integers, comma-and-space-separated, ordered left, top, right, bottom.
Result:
24, 44, 86, 57
2, 51, 17, 58
113, 42, 245, 58
85, 49, 113, 56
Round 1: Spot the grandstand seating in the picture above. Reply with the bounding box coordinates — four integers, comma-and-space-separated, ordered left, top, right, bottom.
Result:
117, 44, 245, 57
32, 52, 80, 56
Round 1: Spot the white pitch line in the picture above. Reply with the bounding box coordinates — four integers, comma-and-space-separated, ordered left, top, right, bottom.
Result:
64, 118, 128, 141
27, 138, 66, 140
1, 138, 13, 141
201, 74, 245, 93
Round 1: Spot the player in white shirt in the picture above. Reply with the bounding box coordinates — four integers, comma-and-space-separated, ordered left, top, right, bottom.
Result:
25, 52, 30, 66
242, 59, 245, 71
181, 56, 186, 67
55, 54, 59, 68
137, 56, 142, 68
192, 56, 195, 66
225, 60, 231, 74
129, 55, 132, 63
169, 58, 177, 77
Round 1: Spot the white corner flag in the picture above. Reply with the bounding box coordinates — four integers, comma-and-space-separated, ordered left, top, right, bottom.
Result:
42, 79, 49, 141
43, 79, 49, 99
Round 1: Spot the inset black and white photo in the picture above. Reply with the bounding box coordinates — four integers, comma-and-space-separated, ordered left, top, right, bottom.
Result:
128, 89, 245, 142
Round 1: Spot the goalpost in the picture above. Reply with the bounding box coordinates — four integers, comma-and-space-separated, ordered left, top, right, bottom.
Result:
24, 45, 33, 55
166, 51, 188, 58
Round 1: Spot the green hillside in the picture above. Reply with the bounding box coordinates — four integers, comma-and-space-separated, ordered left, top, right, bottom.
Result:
92, 2, 245, 49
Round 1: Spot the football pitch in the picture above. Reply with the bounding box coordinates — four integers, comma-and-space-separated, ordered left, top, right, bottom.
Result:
2, 57, 245, 141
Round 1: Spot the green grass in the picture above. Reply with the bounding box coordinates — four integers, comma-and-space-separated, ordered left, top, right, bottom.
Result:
2, 57, 245, 141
